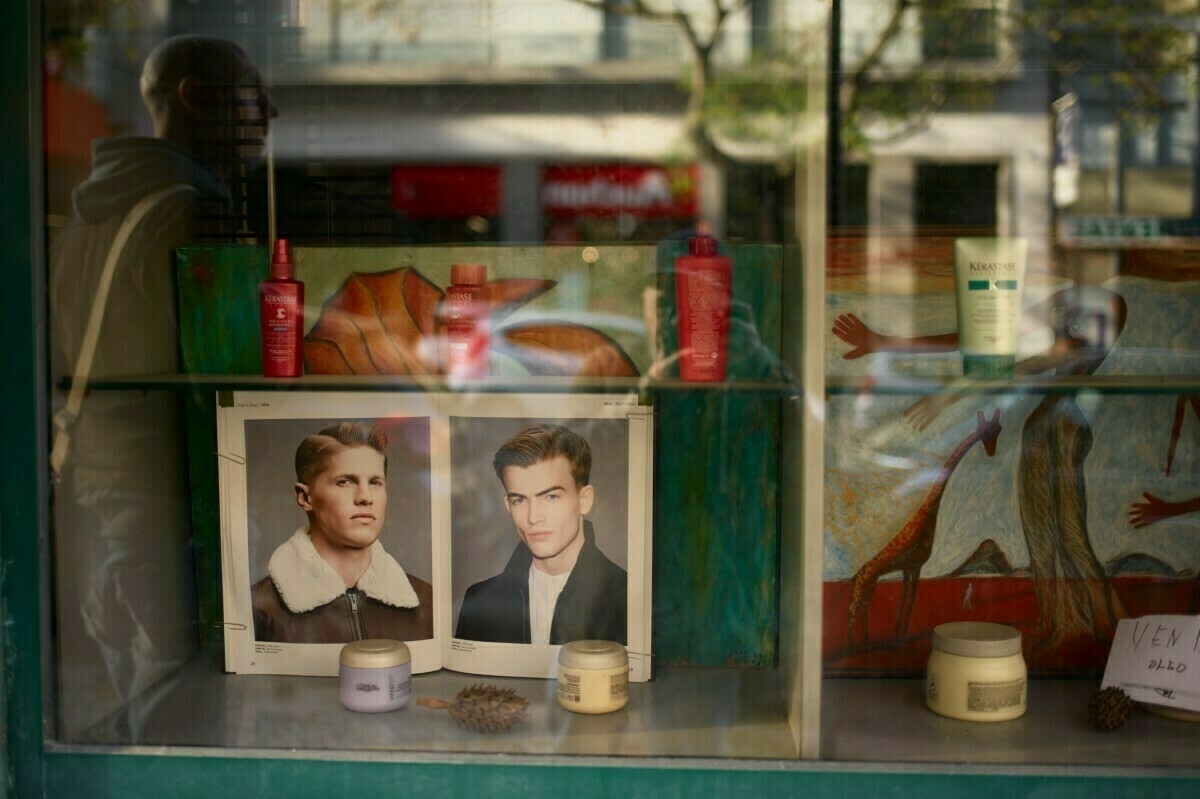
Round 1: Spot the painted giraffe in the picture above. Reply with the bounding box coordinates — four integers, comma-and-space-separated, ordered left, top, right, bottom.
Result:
846, 409, 1002, 648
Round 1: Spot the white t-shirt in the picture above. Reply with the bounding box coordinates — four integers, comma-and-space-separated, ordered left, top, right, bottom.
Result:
528, 565, 571, 644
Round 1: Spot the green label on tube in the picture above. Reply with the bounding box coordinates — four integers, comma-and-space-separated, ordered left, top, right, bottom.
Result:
968, 280, 1018, 291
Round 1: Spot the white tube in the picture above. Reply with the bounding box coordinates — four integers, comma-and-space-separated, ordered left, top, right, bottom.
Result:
953, 237, 1028, 377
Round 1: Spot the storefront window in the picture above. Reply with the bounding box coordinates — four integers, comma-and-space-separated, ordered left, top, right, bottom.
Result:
29, 0, 1200, 781
39, 0, 822, 757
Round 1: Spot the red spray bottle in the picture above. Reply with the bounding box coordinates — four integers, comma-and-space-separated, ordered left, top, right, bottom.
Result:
436, 263, 491, 378
259, 239, 305, 378
674, 223, 732, 382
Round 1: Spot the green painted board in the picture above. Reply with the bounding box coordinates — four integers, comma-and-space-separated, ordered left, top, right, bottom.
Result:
176, 243, 784, 666
652, 241, 784, 666
41, 751, 1200, 799
176, 246, 267, 649
177, 245, 267, 375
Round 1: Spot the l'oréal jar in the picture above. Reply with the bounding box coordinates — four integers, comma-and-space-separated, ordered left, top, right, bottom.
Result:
926, 622, 1026, 722
339, 639, 412, 713
557, 640, 629, 714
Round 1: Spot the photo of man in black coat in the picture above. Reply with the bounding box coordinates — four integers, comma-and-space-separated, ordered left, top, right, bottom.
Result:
455, 424, 627, 645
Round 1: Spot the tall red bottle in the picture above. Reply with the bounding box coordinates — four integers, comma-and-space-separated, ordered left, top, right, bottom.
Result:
259, 239, 305, 378
674, 223, 732, 382
437, 263, 490, 378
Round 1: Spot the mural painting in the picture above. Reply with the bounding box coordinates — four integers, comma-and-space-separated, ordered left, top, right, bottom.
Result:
824, 238, 1200, 674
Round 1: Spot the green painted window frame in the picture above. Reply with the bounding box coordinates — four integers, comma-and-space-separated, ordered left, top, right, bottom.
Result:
2, 1, 1198, 795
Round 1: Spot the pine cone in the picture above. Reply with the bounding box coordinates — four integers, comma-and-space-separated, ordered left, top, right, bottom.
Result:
1087, 686, 1134, 731
418, 684, 529, 733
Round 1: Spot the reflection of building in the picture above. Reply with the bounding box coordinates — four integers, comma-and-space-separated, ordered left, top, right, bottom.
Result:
836, 0, 1053, 258
140, 0, 787, 244
384, 162, 697, 244
835, 0, 1197, 259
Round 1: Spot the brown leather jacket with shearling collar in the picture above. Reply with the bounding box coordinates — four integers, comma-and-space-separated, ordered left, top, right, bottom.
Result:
251, 527, 434, 644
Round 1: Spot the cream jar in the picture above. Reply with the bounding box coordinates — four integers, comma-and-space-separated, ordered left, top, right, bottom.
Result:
557, 640, 629, 714
339, 639, 411, 713
926, 622, 1026, 722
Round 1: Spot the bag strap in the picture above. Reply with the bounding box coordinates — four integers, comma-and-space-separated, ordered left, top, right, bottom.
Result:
50, 183, 197, 478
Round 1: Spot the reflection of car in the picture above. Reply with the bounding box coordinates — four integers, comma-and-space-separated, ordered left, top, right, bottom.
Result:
302, 265, 789, 382
302, 267, 642, 378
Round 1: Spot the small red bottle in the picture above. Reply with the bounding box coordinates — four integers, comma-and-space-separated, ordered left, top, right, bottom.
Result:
259, 238, 304, 378
674, 223, 732, 382
437, 263, 491, 378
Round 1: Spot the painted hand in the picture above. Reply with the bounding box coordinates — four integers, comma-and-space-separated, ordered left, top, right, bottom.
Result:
832, 313, 884, 359
902, 393, 962, 432
1127, 491, 1200, 529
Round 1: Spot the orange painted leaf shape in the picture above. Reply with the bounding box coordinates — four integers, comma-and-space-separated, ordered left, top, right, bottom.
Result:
304, 267, 441, 375
304, 268, 570, 375
494, 322, 639, 377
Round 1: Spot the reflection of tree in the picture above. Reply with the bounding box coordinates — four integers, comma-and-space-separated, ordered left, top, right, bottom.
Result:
561, 1, 1196, 161
564, 0, 821, 240
840, 1, 1196, 147
565, 0, 772, 172
311, 0, 438, 61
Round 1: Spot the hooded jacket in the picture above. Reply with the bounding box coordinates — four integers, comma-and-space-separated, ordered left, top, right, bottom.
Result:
454, 521, 626, 645
252, 527, 435, 644
48, 137, 240, 708
52, 137, 232, 378
50, 136, 234, 478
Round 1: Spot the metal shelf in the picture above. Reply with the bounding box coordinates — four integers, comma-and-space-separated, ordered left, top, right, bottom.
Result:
827, 374, 1200, 396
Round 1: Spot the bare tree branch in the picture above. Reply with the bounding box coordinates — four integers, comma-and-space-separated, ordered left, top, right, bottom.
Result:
561, 0, 750, 168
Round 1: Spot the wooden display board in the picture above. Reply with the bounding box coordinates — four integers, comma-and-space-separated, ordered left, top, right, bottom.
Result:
176, 243, 785, 668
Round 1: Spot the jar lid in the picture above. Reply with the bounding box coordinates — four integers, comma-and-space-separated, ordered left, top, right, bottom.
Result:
339, 639, 411, 669
932, 622, 1022, 658
558, 640, 628, 670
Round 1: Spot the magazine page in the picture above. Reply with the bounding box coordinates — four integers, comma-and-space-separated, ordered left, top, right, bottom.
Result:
441, 392, 654, 682
217, 391, 448, 676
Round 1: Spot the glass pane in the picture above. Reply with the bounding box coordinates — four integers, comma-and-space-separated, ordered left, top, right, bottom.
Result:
41, 0, 827, 760
826, 0, 1200, 769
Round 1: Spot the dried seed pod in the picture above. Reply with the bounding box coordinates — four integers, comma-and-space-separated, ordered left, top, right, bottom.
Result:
418, 683, 529, 733
1087, 686, 1134, 731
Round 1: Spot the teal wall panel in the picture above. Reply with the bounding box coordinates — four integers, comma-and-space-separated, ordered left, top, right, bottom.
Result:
653, 242, 784, 666
177, 247, 267, 646
177, 245, 267, 375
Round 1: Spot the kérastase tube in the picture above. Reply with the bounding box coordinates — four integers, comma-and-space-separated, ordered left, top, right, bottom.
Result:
953, 237, 1028, 378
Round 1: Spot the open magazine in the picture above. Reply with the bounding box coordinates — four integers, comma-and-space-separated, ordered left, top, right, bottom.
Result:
216, 390, 653, 682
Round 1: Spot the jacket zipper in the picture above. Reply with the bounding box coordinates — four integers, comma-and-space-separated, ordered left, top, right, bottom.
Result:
347, 590, 366, 640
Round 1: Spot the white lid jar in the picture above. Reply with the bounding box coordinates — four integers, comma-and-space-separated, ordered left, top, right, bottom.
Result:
557, 640, 629, 714
339, 639, 412, 713
926, 622, 1026, 722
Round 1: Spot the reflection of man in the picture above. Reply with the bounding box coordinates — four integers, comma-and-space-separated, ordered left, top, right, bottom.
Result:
252, 422, 434, 644
48, 35, 275, 712
455, 424, 627, 644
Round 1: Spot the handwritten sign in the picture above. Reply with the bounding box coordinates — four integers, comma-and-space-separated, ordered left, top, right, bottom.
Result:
1102, 615, 1200, 713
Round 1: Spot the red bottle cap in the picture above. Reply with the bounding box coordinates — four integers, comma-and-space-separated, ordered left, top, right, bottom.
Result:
450, 263, 487, 285
270, 239, 294, 280
689, 222, 719, 256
